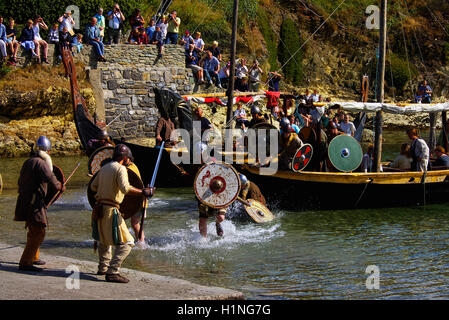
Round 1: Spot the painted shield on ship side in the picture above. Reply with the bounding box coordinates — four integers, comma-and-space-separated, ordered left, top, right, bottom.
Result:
244, 199, 274, 223
88, 146, 114, 176
45, 165, 65, 207
194, 162, 241, 209
328, 135, 363, 172
87, 165, 145, 220
291, 144, 313, 172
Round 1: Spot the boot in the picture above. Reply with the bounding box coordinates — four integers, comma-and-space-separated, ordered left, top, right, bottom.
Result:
106, 273, 130, 283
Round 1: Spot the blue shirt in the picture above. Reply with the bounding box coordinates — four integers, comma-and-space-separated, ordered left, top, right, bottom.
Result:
185, 49, 199, 66
0, 24, 7, 42
86, 24, 100, 42
418, 85, 432, 98
203, 56, 219, 72
146, 26, 155, 41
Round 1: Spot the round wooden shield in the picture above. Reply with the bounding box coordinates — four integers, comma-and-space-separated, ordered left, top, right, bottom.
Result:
328, 135, 363, 172
88, 146, 114, 176
244, 199, 274, 223
45, 165, 65, 206
87, 165, 145, 220
298, 127, 317, 145
194, 162, 241, 209
291, 144, 313, 172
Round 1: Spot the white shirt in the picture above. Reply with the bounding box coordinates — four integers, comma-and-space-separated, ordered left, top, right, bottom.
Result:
157, 22, 168, 39
108, 11, 122, 29
32, 24, 41, 40
234, 108, 246, 118
193, 38, 204, 50
59, 16, 74, 32
236, 64, 248, 79
339, 122, 356, 136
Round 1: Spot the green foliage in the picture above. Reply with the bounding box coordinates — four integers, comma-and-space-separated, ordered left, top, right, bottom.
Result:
257, 7, 279, 71
0, 65, 13, 78
0, 0, 146, 35
278, 18, 303, 85
385, 53, 418, 92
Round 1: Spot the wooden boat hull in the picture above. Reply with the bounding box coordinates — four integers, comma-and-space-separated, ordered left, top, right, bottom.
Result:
241, 166, 449, 210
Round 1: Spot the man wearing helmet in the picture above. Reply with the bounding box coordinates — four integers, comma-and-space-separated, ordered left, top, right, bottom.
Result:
90, 144, 154, 283
14, 136, 64, 272
238, 173, 266, 206
246, 105, 265, 129
279, 118, 304, 170
87, 130, 114, 155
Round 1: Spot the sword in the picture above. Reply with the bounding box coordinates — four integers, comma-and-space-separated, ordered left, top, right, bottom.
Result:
139, 142, 165, 240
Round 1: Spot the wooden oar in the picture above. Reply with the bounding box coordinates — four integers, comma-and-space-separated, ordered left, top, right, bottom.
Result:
139, 141, 165, 240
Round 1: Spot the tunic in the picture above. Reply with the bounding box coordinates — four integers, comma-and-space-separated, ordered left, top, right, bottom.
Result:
91, 161, 135, 246
14, 152, 61, 227
240, 181, 266, 206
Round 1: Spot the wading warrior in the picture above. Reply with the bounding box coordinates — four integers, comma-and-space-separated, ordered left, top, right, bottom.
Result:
14, 136, 64, 272
90, 144, 154, 283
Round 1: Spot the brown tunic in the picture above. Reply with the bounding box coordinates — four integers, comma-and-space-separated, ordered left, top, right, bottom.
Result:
279, 133, 303, 170
14, 154, 61, 227
155, 117, 175, 146
240, 181, 266, 206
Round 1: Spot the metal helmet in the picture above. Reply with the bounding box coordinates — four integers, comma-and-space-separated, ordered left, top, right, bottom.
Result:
36, 136, 51, 151
239, 173, 248, 187
251, 105, 261, 115
280, 118, 291, 132
98, 130, 109, 140
113, 144, 133, 161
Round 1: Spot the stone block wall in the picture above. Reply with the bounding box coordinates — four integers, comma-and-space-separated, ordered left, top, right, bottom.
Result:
93, 45, 193, 139
12, 43, 194, 139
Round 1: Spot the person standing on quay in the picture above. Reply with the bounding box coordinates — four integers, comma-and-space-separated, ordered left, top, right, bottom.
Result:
14, 136, 64, 272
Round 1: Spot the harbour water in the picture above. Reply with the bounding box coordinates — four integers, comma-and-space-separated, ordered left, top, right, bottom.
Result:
1, 130, 449, 299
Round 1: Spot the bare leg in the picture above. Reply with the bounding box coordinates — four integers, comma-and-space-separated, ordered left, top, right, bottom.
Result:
199, 217, 208, 238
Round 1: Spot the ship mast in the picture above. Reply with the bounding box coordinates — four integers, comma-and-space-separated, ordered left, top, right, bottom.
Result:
373, 0, 387, 172
226, 0, 239, 123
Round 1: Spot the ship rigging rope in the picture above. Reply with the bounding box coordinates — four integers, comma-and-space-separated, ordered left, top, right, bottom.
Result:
424, 3, 449, 37
399, 10, 415, 98
262, 0, 347, 88
191, 0, 220, 34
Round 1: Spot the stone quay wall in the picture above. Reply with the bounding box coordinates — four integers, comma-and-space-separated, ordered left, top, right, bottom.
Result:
13, 43, 194, 140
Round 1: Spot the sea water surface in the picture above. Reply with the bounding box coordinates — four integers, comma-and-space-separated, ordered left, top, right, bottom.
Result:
1, 130, 449, 299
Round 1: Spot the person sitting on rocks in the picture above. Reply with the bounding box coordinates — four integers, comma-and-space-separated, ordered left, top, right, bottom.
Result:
48, 23, 59, 45
180, 30, 194, 51
185, 43, 204, 83
71, 34, 83, 53
86, 17, 106, 62
193, 31, 205, 53
207, 40, 221, 61
236, 76, 249, 92
57, 26, 72, 60
234, 103, 250, 130
150, 25, 164, 58
202, 50, 221, 88
218, 61, 230, 89
0, 16, 7, 66
5, 17, 19, 65
127, 28, 139, 44
137, 27, 147, 45
32, 15, 49, 64
18, 20, 37, 59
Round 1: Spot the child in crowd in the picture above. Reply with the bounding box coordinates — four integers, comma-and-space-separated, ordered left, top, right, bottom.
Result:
71, 34, 83, 53
151, 25, 164, 58
137, 27, 147, 44
48, 23, 59, 44
146, 19, 155, 43
128, 28, 139, 44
